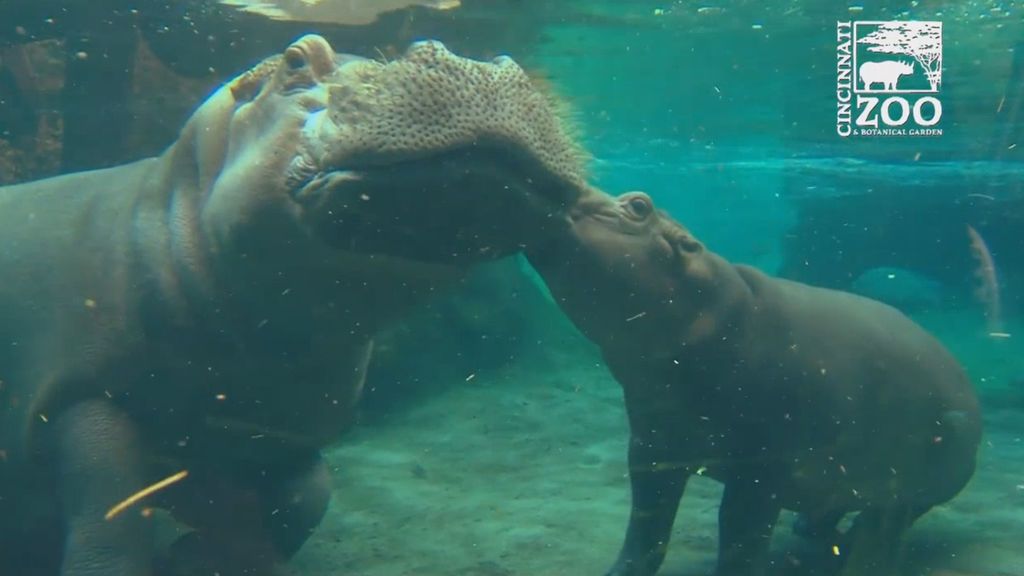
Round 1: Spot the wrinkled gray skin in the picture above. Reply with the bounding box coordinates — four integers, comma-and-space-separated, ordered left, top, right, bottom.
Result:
0, 35, 590, 576
528, 191, 982, 576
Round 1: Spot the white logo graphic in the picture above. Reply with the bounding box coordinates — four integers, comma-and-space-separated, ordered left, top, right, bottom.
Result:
836, 20, 943, 137
859, 60, 916, 91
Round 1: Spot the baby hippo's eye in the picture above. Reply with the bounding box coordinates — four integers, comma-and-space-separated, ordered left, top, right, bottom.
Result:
626, 195, 653, 219
284, 46, 307, 70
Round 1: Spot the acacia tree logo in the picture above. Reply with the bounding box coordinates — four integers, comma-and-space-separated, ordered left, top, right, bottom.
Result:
856, 21, 942, 93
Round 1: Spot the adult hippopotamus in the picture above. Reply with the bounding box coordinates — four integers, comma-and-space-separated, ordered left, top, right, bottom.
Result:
0, 34, 590, 576
528, 191, 981, 576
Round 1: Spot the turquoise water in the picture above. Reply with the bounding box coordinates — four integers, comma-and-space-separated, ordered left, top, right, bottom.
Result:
0, 1, 1022, 575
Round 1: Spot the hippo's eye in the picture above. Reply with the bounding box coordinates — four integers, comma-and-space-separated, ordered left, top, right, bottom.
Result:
284, 47, 307, 70
626, 196, 653, 219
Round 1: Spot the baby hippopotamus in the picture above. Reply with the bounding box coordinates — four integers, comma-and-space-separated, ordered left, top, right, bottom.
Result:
527, 191, 981, 576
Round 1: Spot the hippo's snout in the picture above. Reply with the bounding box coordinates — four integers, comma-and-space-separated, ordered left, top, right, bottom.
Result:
210, 33, 591, 266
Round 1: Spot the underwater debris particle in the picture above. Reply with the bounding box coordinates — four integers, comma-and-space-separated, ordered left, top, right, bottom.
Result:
465, 373, 476, 382
83, 298, 97, 308
105, 470, 189, 521
832, 545, 841, 556
38, 413, 47, 423
625, 311, 647, 322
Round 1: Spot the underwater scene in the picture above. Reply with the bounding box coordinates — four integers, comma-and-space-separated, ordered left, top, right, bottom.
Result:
0, 1, 1022, 575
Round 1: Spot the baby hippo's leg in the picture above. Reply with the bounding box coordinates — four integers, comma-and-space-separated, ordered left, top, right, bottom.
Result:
715, 476, 782, 576
605, 434, 690, 576
793, 509, 845, 541
791, 509, 848, 572
838, 504, 924, 576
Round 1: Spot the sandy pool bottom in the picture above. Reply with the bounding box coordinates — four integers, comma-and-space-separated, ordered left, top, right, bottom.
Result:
291, 313, 1024, 576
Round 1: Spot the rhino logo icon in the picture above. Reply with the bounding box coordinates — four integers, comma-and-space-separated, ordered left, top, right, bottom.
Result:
854, 21, 942, 93
859, 60, 915, 91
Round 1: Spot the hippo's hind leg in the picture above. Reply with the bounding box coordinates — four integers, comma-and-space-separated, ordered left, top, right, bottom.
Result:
837, 504, 925, 576
790, 509, 848, 573
53, 399, 154, 576
714, 476, 783, 576
793, 509, 845, 541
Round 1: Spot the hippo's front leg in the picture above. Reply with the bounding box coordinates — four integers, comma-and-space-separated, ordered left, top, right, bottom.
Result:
162, 450, 331, 576
54, 399, 154, 576
259, 450, 332, 560
715, 476, 782, 576
606, 432, 690, 576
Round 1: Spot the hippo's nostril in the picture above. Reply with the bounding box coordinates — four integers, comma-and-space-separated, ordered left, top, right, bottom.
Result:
285, 46, 306, 70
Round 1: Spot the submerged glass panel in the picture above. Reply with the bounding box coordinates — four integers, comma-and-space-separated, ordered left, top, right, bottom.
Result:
0, 1, 1020, 575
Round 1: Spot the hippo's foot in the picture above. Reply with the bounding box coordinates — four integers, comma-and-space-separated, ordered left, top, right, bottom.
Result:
836, 505, 922, 576
158, 451, 331, 576
603, 552, 664, 576
157, 530, 286, 576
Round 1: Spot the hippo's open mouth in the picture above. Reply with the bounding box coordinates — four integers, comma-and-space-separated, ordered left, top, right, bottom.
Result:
289, 145, 578, 264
